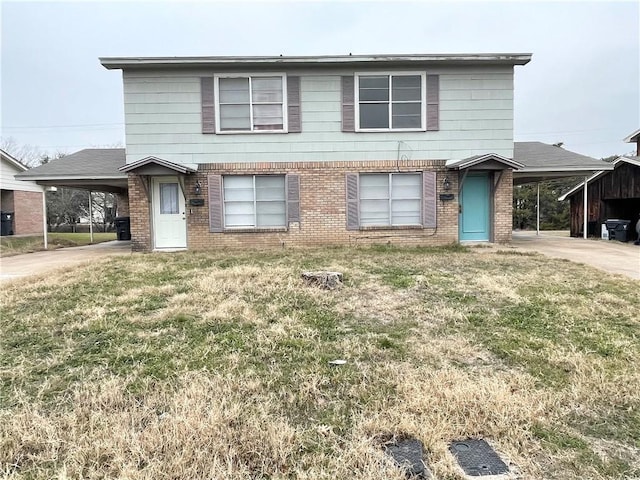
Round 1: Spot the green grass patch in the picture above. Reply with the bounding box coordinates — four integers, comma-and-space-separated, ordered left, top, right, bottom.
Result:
0, 232, 116, 256
1, 246, 638, 479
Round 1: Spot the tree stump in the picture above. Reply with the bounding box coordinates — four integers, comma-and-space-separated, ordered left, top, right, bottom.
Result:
301, 271, 343, 289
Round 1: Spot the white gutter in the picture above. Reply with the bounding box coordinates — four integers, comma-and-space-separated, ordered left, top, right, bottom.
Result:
15, 175, 126, 180
516, 165, 614, 173
100, 53, 532, 69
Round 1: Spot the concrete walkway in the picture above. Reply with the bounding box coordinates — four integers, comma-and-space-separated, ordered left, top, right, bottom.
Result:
0, 241, 132, 283
510, 231, 640, 280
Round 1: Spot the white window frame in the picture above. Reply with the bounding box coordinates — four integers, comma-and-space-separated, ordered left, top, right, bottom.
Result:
359, 172, 423, 227
354, 71, 426, 132
222, 174, 287, 229
214, 73, 288, 134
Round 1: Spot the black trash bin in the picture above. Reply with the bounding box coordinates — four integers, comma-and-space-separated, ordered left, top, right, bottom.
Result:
114, 216, 131, 241
605, 219, 631, 242
0, 212, 14, 236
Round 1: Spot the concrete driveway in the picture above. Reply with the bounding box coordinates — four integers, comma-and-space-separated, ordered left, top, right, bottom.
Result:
0, 241, 132, 283
2, 235, 638, 283
511, 231, 640, 280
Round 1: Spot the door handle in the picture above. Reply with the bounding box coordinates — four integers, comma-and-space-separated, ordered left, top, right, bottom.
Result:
459, 204, 462, 214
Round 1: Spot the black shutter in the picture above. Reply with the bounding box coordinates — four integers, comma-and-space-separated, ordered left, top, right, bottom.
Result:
287, 76, 301, 133
341, 76, 355, 132
426, 75, 439, 131
423, 171, 437, 228
345, 173, 359, 230
201, 77, 216, 134
208, 174, 223, 232
286, 174, 301, 223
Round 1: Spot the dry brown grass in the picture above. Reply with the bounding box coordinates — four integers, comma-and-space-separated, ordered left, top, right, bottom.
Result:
1, 245, 638, 479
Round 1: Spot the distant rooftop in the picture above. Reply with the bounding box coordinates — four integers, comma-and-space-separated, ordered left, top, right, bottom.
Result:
100, 53, 532, 70
1, 149, 29, 172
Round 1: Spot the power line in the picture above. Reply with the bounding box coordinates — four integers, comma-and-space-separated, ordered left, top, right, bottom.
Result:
3, 122, 124, 130
516, 127, 624, 136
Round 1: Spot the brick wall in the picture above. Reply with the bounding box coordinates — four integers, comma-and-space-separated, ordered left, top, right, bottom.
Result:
127, 160, 515, 252
116, 192, 130, 217
493, 169, 513, 243
127, 175, 151, 251
187, 159, 458, 251
13, 190, 44, 235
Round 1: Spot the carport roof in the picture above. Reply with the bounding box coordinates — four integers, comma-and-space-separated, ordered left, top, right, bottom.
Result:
513, 142, 614, 185
623, 128, 640, 143
558, 156, 640, 200
15, 148, 127, 193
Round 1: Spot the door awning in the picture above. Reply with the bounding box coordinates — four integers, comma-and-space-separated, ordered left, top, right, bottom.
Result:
446, 153, 524, 171
119, 156, 198, 175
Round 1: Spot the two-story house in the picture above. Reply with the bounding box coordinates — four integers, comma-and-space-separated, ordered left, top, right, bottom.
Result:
100, 53, 530, 251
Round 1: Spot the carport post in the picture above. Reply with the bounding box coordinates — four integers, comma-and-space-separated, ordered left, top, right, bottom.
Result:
536, 182, 540, 236
89, 190, 94, 243
42, 191, 48, 249
583, 176, 588, 239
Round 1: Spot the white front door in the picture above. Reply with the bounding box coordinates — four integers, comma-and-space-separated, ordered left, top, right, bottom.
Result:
152, 176, 187, 249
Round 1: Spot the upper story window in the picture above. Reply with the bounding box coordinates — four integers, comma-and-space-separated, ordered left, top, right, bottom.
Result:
215, 74, 287, 133
355, 73, 426, 132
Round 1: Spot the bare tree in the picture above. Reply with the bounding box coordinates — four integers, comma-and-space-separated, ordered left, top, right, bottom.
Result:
90, 191, 117, 232
1, 137, 45, 167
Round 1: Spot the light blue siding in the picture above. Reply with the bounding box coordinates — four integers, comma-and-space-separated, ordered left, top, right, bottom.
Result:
122, 66, 516, 164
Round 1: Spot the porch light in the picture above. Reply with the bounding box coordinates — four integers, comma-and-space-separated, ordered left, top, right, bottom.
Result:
443, 176, 451, 191
194, 180, 202, 195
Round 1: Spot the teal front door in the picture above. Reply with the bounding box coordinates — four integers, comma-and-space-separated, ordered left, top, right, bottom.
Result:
459, 173, 490, 241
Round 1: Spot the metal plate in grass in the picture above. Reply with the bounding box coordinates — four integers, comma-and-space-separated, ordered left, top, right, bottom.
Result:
449, 439, 509, 476
385, 437, 432, 478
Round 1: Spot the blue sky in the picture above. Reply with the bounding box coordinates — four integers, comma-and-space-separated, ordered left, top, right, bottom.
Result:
2, 0, 638, 160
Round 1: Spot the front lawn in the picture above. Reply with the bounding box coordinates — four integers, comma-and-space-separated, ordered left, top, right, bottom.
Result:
0, 246, 638, 479
0, 232, 116, 257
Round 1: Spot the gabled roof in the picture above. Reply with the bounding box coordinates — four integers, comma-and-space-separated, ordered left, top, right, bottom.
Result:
1, 149, 28, 172
446, 153, 524, 170
514, 142, 610, 171
558, 156, 640, 201
623, 128, 640, 143
513, 142, 614, 185
17, 148, 126, 179
119, 156, 197, 174
100, 53, 532, 70
15, 148, 127, 193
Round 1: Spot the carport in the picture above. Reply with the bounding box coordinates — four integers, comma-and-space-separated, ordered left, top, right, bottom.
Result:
558, 156, 640, 240
15, 149, 127, 247
513, 142, 614, 238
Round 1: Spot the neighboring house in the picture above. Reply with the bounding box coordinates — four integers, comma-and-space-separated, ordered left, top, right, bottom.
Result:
0, 149, 44, 236
559, 131, 640, 239
100, 53, 531, 251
